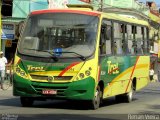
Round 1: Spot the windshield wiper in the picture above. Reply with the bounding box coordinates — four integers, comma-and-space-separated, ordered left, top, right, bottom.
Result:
24, 49, 86, 61
60, 51, 86, 61
24, 48, 59, 62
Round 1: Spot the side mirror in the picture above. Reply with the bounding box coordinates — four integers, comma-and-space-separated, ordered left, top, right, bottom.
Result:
18, 21, 25, 36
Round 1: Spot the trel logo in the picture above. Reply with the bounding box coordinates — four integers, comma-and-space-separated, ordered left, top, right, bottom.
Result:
107, 61, 119, 74
27, 65, 45, 71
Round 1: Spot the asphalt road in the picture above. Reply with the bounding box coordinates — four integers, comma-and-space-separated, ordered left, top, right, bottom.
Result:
0, 82, 160, 120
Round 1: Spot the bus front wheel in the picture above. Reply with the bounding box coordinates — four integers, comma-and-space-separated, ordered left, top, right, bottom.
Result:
91, 86, 102, 109
20, 97, 34, 107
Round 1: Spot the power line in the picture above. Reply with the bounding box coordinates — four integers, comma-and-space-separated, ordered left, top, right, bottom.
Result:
2, 3, 12, 6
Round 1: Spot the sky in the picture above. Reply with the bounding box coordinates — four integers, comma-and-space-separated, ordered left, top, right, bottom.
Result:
139, 0, 160, 7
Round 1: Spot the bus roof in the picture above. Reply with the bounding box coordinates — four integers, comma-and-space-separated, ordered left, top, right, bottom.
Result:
30, 9, 100, 17
102, 13, 149, 26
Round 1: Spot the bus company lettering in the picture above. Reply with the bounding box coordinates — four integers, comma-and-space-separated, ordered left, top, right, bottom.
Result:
27, 65, 44, 71
107, 61, 119, 74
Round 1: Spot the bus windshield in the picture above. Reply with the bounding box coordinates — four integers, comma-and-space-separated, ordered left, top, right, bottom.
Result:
18, 13, 98, 58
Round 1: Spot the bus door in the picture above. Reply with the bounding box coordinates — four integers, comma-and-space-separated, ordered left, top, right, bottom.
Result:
99, 19, 113, 97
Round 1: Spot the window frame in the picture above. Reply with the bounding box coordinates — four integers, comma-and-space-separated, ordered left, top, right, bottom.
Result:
99, 17, 150, 56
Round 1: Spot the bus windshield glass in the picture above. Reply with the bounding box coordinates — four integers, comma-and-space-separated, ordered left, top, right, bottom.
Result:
18, 13, 98, 58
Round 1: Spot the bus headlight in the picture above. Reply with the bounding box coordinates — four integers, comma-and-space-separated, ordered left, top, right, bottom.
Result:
79, 73, 84, 79
85, 70, 90, 76
16, 68, 21, 73
15, 66, 27, 77
20, 71, 25, 76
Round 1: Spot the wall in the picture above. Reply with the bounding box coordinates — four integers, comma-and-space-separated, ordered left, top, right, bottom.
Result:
12, 0, 86, 18
91, 0, 149, 15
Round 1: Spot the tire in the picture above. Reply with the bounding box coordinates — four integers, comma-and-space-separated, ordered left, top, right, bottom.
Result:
115, 85, 133, 103
90, 86, 102, 109
20, 97, 34, 107
124, 85, 133, 103
115, 95, 123, 103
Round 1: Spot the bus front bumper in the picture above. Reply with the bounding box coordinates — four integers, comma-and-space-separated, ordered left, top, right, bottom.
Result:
13, 75, 95, 100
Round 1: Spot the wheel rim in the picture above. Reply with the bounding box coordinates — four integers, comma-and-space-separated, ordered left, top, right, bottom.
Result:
128, 89, 133, 100
94, 89, 100, 107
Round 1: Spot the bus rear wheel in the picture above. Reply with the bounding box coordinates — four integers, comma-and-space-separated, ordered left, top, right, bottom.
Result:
20, 97, 34, 107
124, 85, 133, 103
115, 85, 133, 103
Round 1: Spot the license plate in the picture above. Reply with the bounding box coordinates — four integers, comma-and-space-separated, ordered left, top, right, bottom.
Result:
42, 89, 57, 95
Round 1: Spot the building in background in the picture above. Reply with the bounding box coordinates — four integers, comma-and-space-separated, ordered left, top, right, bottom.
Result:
1, 0, 17, 62
146, 1, 160, 74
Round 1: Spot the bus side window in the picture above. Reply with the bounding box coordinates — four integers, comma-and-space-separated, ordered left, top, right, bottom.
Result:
114, 23, 123, 55
121, 24, 128, 54
141, 27, 145, 54
144, 27, 149, 54
132, 25, 137, 54
100, 20, 112, 55
127, 24, 133, 54
105, 25, 112, 55
136, 26, 143, 54
142, 27, 149, 54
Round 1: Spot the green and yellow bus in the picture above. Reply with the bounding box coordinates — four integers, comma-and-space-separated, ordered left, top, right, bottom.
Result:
13, 5, 150, 109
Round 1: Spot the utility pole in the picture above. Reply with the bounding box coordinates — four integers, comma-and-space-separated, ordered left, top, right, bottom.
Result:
0, 0, 1, 50
100, 0, 103, 11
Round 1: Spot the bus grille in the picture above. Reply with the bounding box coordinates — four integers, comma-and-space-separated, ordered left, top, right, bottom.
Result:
30, 75, 73, 81
31, 75, 48, 80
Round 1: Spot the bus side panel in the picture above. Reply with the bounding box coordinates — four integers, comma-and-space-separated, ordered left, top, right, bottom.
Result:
100, 56, 149, 98
100, 56, 134, 98
132, 56, 150, 90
